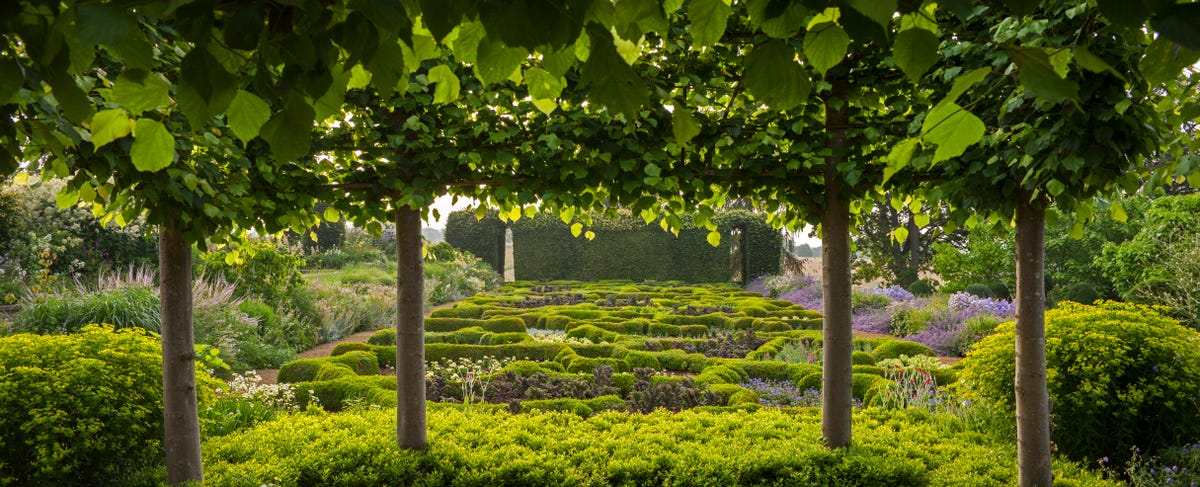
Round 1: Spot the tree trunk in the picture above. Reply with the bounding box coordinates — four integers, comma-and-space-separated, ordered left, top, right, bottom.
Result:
1015, 193, 1052, 487
906, 210, 921, 280
395, 206, 427, 449
821, 75, 854, 449
159, 225, 202, 485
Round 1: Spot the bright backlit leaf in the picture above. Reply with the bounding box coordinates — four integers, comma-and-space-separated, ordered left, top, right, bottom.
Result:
804, 22, 849, 75
428, 64, 461, 104
226, 90, 270, 144
110, 69, 170, 114
90, 109, 132, 149
921, 102, 984, 163
689, 0, 731, 47
130, 118, 174, 172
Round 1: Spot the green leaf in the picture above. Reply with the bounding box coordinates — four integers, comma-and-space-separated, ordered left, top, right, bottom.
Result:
846, 0, 897, 29
1067, 222, 1084, 239
743, 40, 811, 111
130, 119, 175, 172
803, 22, 849, 75
0, 58, 25, 104
945, 67, 991, 104
106, 30, 154, 71
1140, 37, 1200, 87
579, 26, 647, 119
893, 28, 939, 81
419, 0, 463, 42
323, 206, 340, 222
226, 90, 271, 144
110, 69, 170, 114
178, 49, 237, 129
90, 109, 132, 149
644, 162, 662, 177
55, 189, 80, 209
746, 0, 809, 38
689, 0, 731, 48
615, 0, 668, 40
475, 37, 526, 85
427, 64, 461, 104
584, 230, 596, 240
914, 213, 930, 228
921, 102, 984, 163
46, 71, 95, 124
183, 173, 199, 191
1095, 0, 1155, 28
367, 38, 407, 98
1046, 179, 1066, 196
672, 109, 701, 147
570, 222, 583, 237
706, 230, 721, 247
76, 5, 136, 46
1007, 46, 1079, 103
78, 183, 95, 203
1073, 46, 1121, 81
883, 138, 919, 183
1110, 201, 1128, 223
259, 93, 315, 162
525, 67, 565, 100
1150, 3, 1200, 51
891, 226, 909, 244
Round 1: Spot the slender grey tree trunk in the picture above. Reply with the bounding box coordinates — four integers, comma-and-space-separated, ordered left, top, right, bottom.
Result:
395, 206, 427, 449
1015, 194, 1052, 487
160, 225, 202, 485
821, 75, 854, 449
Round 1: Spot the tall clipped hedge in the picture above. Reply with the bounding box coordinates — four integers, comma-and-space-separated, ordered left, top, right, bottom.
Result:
509, 210, 781, 282
444, 210, 507, 274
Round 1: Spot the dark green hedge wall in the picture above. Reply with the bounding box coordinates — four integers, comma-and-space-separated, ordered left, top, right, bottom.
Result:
443, 210, 507, 273
508, 210, 780, 282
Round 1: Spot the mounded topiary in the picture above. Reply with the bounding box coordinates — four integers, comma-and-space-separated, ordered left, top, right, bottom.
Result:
958, 301, 1200, 464
870, 340, 935, 361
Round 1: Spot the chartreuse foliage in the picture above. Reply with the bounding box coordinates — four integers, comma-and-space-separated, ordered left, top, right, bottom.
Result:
0, 325, 216, 486
278, 281, 945, 412
200, 407, 1114, 486
958, 301, 1200, 465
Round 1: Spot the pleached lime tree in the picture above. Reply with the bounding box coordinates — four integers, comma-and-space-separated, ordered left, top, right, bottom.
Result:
885, 2, 1197, 484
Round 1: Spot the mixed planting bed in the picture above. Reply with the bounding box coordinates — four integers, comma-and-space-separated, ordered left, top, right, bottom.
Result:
276, 281, 946, 415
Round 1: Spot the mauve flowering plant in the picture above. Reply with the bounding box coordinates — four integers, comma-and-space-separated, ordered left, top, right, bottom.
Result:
871, 286, 915, 302
947, 292, 1016, 318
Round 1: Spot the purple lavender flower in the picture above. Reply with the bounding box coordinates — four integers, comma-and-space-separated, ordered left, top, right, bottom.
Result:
872, 286, 915, 302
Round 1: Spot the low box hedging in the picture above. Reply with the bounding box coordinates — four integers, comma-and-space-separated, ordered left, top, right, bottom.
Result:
706, 383, 760, 405
536, 315, 572, 330
425, 342, 567, 362
517, 395, 626, 418
871, 340, 936, 360
279, 351, 380, 383
650, 349, 711, 372
368, 328, 395, 345
429, 305, 486, 319
852, 351, 876, 365
295, 376, 397, 411
201, 408, 1115, 486
565, 324, 620, 344
331, 341, 373, 355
